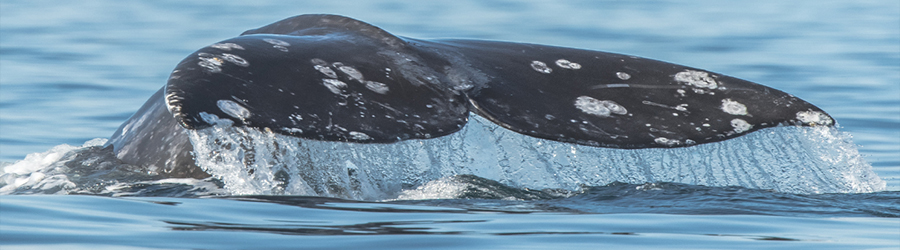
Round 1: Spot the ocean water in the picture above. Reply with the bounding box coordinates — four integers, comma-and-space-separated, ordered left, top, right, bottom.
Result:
1, 0, 899, 249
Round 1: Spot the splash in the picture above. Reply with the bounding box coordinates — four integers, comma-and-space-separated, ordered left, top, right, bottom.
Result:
188, 114, 885, 200
0, 139, 225, 196
0, 140, 101, 194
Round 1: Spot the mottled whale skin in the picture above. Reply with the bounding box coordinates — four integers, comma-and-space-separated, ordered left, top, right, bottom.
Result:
108, 14, 834, 176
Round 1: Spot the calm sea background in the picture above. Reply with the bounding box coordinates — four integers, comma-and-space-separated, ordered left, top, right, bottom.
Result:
1, 0, 898, 249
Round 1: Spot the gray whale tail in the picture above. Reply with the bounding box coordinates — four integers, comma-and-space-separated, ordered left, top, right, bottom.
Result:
109, 14, 834, 175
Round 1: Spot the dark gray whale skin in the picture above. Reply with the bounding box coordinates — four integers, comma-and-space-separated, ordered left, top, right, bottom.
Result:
107, 14, 834, 176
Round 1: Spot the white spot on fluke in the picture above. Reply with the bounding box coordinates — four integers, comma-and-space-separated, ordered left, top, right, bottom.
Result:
349, 131, 372, 141
720, 98, 747, 115
197, 53, 224, 73
289, 114, 303, 122
654, 137, 681, 146
674, 70, 718, 89
209, 43, 245, 51
731, 118, 752, 133
530, 61, 552, 74
197, 60, 222, 73
310, 58, 328, 65
796, 111, 833, 126
322, 79, 347, 95
281, 127, 303, 134
217, 100, 251, 120
336, 64, 364, 81
197, 52, 249, 72
574, 96, 627, 117
315, 65, 338, 78
555, 59, 581, 69
364, 81, 389, 94
616, 72, 631, 80
263, 38, 290, 46
263, 38, 290, 52
220, 53, 249, 67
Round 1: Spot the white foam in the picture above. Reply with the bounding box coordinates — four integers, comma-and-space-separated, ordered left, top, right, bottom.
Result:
0, 138, 106, 194
394, 176, 467, 200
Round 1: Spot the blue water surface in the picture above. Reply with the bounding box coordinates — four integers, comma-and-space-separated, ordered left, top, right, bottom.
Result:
1, 1, 898, 249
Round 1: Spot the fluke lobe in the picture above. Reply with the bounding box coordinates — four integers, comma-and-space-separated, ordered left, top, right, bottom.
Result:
108, 14, 834, 174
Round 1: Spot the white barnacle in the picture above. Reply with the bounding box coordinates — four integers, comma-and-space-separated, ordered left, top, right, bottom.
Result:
796, 110, 833, 126
262, 38, 290, 52
720, 98, 747, 115
209, 43, 245, 51
310, 58, 328, 65
197, 54, 224, 73
349, 131, 372, 140
730, 118, 753, 133
654, 137, 681, 146
216, 100, 251, 120
220, 53, 249, 67
197, 60, 222, 73
364, 81, 389, 94
322, 78, 347, 95
616, 72, 631, 80
263, 38, 290, 47
314, 65, 338, 78
675, 104, 689, 112
281, 127, 303, 134
530, 60, 552, 74
337, 65, 364, 81
574, 96, 610, 117
574, 96, 627, 117
674, 70, 718, 89
555, 59, 582, 69
602, 100, 628, 115
289, 113, 303, 122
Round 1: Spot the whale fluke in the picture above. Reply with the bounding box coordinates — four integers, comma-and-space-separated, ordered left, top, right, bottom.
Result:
161, 14, 833, 149
108, 14, 836, 176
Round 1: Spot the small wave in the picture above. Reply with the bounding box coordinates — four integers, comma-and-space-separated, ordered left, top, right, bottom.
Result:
393, 175, 574, 201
